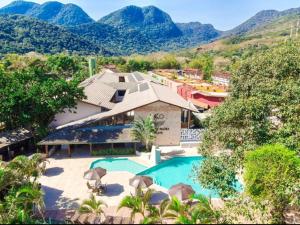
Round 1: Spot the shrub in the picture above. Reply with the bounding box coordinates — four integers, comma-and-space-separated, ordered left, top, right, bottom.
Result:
244, 144, 300, 221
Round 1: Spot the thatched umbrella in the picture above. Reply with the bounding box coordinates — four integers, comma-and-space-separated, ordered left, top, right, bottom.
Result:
84, 168, 107, 180
168, 183, 195, 201
129, 175, 153, 189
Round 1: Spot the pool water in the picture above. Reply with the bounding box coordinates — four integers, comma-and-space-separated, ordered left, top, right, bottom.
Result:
90, 158, 148, 174
90, 156, 242, 198
139, 156, 242, 198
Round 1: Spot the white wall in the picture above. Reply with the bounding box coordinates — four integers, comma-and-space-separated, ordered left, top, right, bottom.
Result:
51, 101, 102, 127
135, 101, 182, 146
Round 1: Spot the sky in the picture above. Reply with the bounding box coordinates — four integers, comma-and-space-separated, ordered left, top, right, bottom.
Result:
0, 0, 300, 30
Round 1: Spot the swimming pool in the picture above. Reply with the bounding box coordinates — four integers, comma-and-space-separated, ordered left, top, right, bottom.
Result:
90, 156, 242, 198
139, 156, 242, 198
90, 158, 148, 174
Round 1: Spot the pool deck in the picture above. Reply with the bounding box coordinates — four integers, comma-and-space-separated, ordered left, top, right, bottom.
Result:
39, 146, 223, 214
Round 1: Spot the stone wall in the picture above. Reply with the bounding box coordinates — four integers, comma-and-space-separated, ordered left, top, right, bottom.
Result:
135, 101, 182, 146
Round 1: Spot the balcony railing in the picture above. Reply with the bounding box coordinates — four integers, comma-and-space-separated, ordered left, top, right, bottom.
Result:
180, 129, 204, 142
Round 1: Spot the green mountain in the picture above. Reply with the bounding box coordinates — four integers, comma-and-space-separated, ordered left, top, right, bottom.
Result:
0, 2, 221, 55
177, 22, 221, 44
0, 1, 94, 26
225, 7, 300, 37
99, 5, 182, 40
0, 15, 109, 55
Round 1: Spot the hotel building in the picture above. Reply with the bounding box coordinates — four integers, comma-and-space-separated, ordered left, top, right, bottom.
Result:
39, 70, 199, 156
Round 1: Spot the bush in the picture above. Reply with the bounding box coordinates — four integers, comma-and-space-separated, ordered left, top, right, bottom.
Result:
196, 155, 239, 199
244, 144, 300, 221
91, 148, 135, 156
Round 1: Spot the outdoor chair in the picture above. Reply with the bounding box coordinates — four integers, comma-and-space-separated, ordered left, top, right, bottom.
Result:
86, 182, 99, 194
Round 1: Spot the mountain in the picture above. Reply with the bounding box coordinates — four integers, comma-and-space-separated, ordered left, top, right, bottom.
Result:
99, 5, 182, 40
0, 2, 221, 55
0, 1, 37, 14
225, 7, 300, 37
0, 1, 94, 26
177, 22, 221, 44
0, 15, 109, 55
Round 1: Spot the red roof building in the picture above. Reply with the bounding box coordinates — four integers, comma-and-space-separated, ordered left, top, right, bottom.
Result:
177, 84, 227, 109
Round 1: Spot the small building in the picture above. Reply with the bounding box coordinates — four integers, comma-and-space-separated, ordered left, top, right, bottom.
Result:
177, 84, 228, 110
183, 68, 203, 80
0, 128, 34, 161
212, 72, 231, 85
40, 71, 198, 157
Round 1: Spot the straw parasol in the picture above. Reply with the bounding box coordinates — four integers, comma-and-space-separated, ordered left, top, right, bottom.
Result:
129, 176, 153, 189
168, 183, 195, 201
84, 168, 107, 180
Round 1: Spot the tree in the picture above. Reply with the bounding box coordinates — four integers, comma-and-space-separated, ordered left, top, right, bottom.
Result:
79, 194, 107, 217
189, 54, 214, 81
244, 144, 300, 222
0, 154, 46, 224
131, 116, 157, 152
46, 54, 86, 80
0, 65, 85, 138
196, 155, 239, 199
118, 188, 154, 221
199, 41, 300, 158
157, 55, 181, 69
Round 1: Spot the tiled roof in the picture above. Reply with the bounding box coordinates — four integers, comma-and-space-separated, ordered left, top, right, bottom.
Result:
38, 125, 137, 145
56, 80, 198, 130
0, 129, 32, 149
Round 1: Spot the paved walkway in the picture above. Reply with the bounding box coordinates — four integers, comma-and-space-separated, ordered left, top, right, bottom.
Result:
39, 150, 170, 210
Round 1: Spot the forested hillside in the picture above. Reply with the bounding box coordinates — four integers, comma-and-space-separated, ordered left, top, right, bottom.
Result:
0, 1, 94, 26
0, 15, 108, 55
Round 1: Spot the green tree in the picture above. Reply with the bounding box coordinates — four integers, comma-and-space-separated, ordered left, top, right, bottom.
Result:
244, 144, 300, 222
79, 194, 107, 217
131, 116, 157, 152
118, 189, 155, 221
0, 65, 85, 137
157, 55, 181, 69
199, 41, 300, 158
189, 54, 214, 81
0, 154, 46, 224
46, 54, 86, 79
196, 155, 238, 199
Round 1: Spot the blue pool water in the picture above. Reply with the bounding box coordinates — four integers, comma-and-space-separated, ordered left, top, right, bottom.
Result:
139, 156, 242, 198
90, 156, 242, 198
90, 158, 148, 174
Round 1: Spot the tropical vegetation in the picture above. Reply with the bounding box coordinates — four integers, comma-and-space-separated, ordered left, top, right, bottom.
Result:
118, 188, 219, 224
197, 41, 300, 223
131, 116, 157, 152
0, 53, 86, 138
0, 154, 47, 224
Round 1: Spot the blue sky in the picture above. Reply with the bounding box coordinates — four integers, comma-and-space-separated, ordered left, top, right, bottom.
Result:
1, 0, 300, 30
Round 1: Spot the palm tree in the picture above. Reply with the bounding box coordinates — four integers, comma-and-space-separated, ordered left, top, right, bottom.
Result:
118, 189, 154, 221
167, 196, 189, 219
168, 195, 218, 224
144, 198, 173, 224
79, 194, 107, 217
131, 116, 157, 152
15, 184, 45, 216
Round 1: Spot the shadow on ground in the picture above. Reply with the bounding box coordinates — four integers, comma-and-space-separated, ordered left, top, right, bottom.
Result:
42, 185, 80, 210
150, 191, 169, 205
44, 167, 64, 177
105, 183, 124, 197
